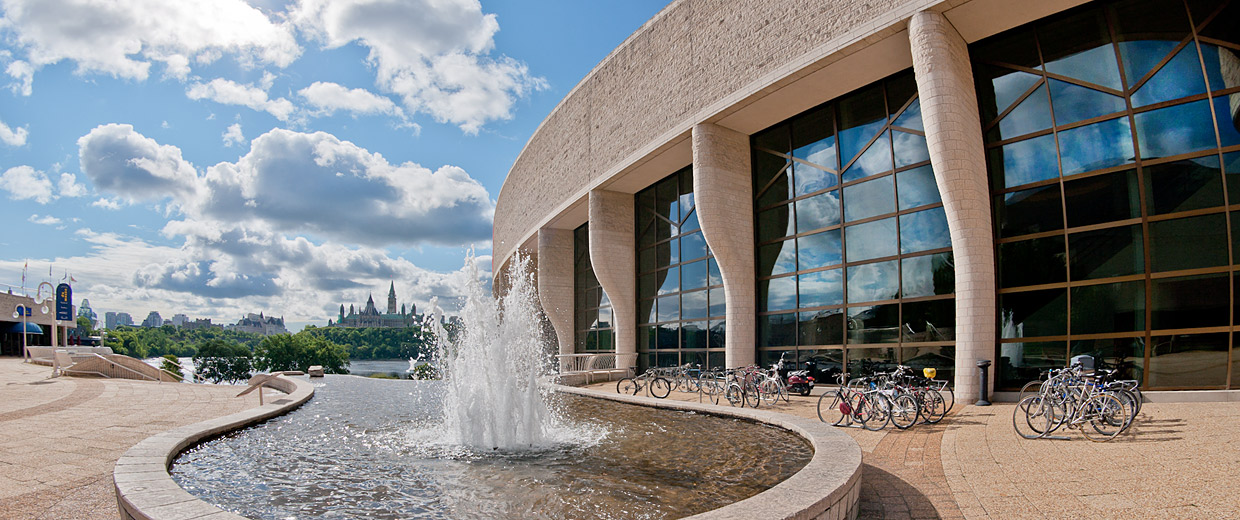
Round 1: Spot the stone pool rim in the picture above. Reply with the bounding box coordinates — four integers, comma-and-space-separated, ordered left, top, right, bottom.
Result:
114, 376, 861, 520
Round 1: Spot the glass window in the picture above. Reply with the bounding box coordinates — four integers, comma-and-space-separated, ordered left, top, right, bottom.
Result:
1150, 273, 1230, 330
759, 313, 797, 348
798, 269, 844, 309
843, 176, 894, 222
681, 290, 709, 320
847, 346, 899, 375
1069, 337, 1145, 381
757, 170, 794, 208
1134, 100, 1219, 160
709, 287, 726, 318
1147, 333, 1229, 388
798, 230, 843, 270
837, 84, 888, 167
846, 304, 900, 344
657, 295, 679, 323
1057, 117, 1134, 176
1148, 213, 1228, 272
842, 132, 893, 182
681, 260, 709, 291
709, 320, 726, 348
657, 266, 679, 295
757, 240, 796, 277
760, 275, 798, 312
998, 184, 1063, 237
1143, 156, 1224, 215
1049, 80, 1126, 126
681, 231, 709, 261
794, 162, 837, 195
996, 83, 1053, 140
847, 260, 899, 304
1129, 46, 1207, 108
1000, 289, 1067, 338
682, 321, 707, 349
799, 309, 845, 347
1037, 8, 1123, 90
899, 207, 952, 254
998, 341, 1067, 389
901, 253, 955, 298
902, 299, 955, 342
892, 131, 931, 168
998, 236, 1066, 287
1069, 281, 1145, 334
896, 164, 941, 210
1067, 224, 1144, 280
901, 345, 956, 383
1062, 169, 1139, 228
796, 190, 842, 232
976, 66, 1042, 123
990, 133, 1060, 189
844, 217, 898, 262
792, 105, 836, 169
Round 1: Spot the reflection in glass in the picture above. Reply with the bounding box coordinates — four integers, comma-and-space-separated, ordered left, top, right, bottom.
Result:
902, 299, 955, 342
657, 266, 679, 295
798, 230, 843, 270
844, 217, 898, 262
900, 208, 951, 254
757, 240, 797, 278
709, 320, 726, 348
799, 309, 844, 346
998, 341, 1066, 389
1038, 8, 1122, 90
798, 269, 844, 308
992, 133, 1059, 188
1069, 281, 1145, 334
681, 260, 709, 291
847, 346, 899, 374
657, 295, 679, 323
709, 288, 725, 318
1134, 100, 1218, 159
1062, 169, 1139, 228
1130, 46, 1207, 108
1143, 156, 1223, 215
795, 162, 837, 195
761, 276, 798, 312
1148, 214, 1228, 272
681, 231, 708, 261
796, 190, 841, 232
1151, 273, 1230, 330
1069, 337, 1145, 382
759, 313, 797, 348
1147, 333, 1228, 388
837, 84, 888, 165
1057, 117, 1134, 176
997, 83, 1052, 140
892, 131, 931, 168
902, 345, 956, 382
1049, 79, 1126, 126
843, 176, 894, 222
1068, 224, 1144, 280
897, 164, 941, 210
682, 321, 707, 349
901, 253, 954, 298
998, 236, 1066, 288
998, 184, 1062, 237
847, 260, 898, 303
847, 304, 899, 344
843, 132, 893, 183
657, 323, 680, 350
681, 290, 709, 320
1000, 289, 1067, 338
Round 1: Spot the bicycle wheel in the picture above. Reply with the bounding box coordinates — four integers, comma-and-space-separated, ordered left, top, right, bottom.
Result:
889, 394, 921, 430
1111, 388, 1138, 432
940, 384, 955, 415
617, 378, 638, 395
1013, 395, 1052, 439
1017, 380, 1043, 403
744, 380, 761, 408
920, 389, 947, 424
817, 391, 848, 426
1082, 394, 1127, 442
684, 374, 701, 394
861, 394, 890, 431
759, 379, 779, 406
649, 377, 671, 399
725, 383, 744, 407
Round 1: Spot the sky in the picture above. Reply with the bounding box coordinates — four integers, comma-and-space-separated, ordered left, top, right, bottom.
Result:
0, 0, 670, 331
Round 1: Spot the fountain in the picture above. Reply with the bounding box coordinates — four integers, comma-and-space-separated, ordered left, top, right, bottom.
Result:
168, 254, 815, 519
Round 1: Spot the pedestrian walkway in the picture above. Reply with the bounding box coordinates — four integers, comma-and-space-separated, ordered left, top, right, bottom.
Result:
585, 381, 1240, 519
0, 357, 269, 520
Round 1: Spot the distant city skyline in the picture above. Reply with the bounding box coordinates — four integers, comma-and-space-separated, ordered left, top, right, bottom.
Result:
0, 1, 671, 331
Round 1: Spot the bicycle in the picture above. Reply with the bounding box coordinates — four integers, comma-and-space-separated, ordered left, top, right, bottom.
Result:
616, 369, 672, 399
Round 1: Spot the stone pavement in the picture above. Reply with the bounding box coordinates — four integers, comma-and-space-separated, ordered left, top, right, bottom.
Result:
586, 381, 1240, 520
0, 357, 270, 520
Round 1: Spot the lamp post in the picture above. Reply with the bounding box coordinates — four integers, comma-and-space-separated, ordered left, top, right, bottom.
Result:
13, 304, 31, 362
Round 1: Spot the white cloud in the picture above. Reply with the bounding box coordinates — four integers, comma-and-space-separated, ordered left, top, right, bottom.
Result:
298, 81, 403, 118
291, 0, 544, 133
57, 172, 88, 198
0, 118, 29, 146
27, 213, 60, 226
186, 78, 296, 121
5, 60, 33, 96
0, 165, 54, 203
91, 197, 122, 210
0, 0, 299, 87
222, 123, 245, 147
77, 123, 201, 202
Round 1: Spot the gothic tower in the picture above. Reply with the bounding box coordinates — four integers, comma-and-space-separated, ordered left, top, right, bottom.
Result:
387, 281, 397, 314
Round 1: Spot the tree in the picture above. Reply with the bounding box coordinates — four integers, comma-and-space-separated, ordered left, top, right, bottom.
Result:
76, 316, 94, 337
193, 339, 252, 384
160, 354, 184, 381
253, 333, 349, 374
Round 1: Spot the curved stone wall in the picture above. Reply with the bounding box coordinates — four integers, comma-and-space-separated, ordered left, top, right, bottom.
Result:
556, 385, 862, 519
113, 375, 315, 520
494, 0, 939, 270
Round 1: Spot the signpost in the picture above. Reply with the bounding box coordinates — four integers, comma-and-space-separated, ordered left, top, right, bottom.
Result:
55, 283, 72, 322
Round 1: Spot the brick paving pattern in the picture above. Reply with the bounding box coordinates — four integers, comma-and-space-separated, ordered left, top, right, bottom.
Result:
0, 358, 266, 520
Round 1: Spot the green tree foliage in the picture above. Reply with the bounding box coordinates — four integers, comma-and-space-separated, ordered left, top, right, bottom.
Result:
298, 326, 432, 360
410, 362, 440, 380
253, 333, 350, 374
193, 339, 253, 384
76, 316, 94, 337
160, 354, 184, 381
102, 325, 264, 359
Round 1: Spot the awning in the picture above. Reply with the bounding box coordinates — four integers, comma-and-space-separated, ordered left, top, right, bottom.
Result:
8, 322, 43, 334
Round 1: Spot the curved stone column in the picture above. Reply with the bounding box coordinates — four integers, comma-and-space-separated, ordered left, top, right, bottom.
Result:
691, 123, 755, 368
910, 10, 996, 401
537, 228, 575, 368
588, 190, 637, 370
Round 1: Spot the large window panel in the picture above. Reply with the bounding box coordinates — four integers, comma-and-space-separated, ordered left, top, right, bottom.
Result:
899, 207, 952, 254
998, 184, 1063, 238
1067, 224, 1144, 280
1150, 273, 1230, 330
999, 341, 1067, 389
1143, 156, 1224, 215
1148, 214, 1228, 272
1062, 170, 1139, 228
1147, 333, 1229, 388
1000, 289, 1068, 338
844, 217, 898, 262
998, 236, 1067, 288
846, 304, 900, 344
1069, 281, 1145, 334
1134, 100, 1220, 159
896, 164, 941, 210
1057, 117, 1134, 176
901, 253, 955, 298
846, 260, 899, 304
843, 176, 894, 223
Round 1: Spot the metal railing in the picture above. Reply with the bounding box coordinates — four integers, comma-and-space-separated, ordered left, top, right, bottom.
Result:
55, 353, 180, 383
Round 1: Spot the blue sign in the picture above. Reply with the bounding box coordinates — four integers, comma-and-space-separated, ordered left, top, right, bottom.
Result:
55, 283, 72, 321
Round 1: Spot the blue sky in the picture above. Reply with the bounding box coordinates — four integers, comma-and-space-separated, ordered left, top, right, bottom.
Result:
0, 0, 669, 330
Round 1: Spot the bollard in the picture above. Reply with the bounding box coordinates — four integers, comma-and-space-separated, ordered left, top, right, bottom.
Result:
976, 359, 992, 406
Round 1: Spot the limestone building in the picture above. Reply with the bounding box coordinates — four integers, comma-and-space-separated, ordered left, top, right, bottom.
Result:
330, 282, 419, 328
227, 313, 288, 336
494, 0, 1240, 398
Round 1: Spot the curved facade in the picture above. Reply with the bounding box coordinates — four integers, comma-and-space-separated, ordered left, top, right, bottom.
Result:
496, 0, 1240, 397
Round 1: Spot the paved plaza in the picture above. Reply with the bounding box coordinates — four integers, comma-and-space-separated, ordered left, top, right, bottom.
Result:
584, 381, 1240, 519
0, 358, 270, 520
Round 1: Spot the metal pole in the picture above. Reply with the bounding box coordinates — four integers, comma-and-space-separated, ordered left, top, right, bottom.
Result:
22, 306, 28, 362
976, 359, 992, 406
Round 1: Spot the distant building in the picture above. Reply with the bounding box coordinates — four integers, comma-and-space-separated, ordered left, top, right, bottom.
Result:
228, 313, 288, 336
184, 318, 218, 331
105, 311, 134, 329
330, 282, 419, 329
77, 299, 98, 327
141, 311, 163, 328
169, 314, 189, 328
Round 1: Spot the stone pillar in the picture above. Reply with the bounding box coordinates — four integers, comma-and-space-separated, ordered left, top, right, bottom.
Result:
588, 190, 637, 370
537, 228, 575, 369
910, 11, 997, 401
692, 123, 755, 368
